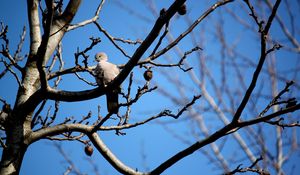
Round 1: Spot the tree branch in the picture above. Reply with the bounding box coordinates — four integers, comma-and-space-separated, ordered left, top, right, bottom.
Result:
36, 0, 54, 91
94, 21, 131, 59
88, 132, 145, 175
264, 0, 282, 34
67, 0, 106, 31
149, 102, 299, 175
138, 0, 234, 65
40, 0, 187, 103
224, 156, 269, 175
146, 46, 201, 72
48, 65, 92, 80
28, 98, 299, 175
232, 0, 282, 122
27, 0, 42, 55
237, 103, 300, 128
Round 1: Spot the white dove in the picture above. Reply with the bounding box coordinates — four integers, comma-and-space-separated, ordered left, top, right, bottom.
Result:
94, 52, 120, 114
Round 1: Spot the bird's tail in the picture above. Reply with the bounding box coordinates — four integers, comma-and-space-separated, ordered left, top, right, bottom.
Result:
106, 88, 119, 114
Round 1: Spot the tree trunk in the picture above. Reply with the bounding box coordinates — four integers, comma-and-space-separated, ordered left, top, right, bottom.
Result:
0, 1, 82, 174
0, 113, 31, 175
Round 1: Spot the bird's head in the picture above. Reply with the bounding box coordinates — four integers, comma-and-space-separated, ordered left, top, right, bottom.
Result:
95, 52, 108, 62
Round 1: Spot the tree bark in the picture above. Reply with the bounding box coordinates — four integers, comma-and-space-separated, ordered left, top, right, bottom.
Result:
0, 1, 82, 174
0, 112, 31, 175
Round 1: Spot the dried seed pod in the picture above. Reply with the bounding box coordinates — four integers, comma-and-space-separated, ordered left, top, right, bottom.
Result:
84, 145, 93, 156
2, 103, 11, 113
143, 69, 153, 81
178, 4, 187, 15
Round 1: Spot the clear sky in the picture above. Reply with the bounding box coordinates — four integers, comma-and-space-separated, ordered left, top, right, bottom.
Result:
0, 1, 300, 175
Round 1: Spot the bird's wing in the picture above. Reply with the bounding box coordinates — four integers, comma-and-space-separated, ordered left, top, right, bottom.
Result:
94, 63, 104, 86
100, 61, 120, 85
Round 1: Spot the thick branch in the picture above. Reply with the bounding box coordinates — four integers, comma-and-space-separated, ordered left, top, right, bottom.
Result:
27, 0, 42, 55
61, 0, 82, 24
264, 0, 282, 34
110, 0, 186, 88
18, 0, 82, 108
149, 102, 299, 175
138, 0, 234, 65
237, 103, 300, 128
42, 0, 186, 103
29, 123, 91, 143
28, 99, 299, 175
88, 132, 144, 175
46, 87, 104, 102
48, 65, 92, 80
37, 0, 54, 91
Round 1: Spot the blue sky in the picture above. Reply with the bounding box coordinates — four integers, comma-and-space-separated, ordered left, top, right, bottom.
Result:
1, 1, 300, 175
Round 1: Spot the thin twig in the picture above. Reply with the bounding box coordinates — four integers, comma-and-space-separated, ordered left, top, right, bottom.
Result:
31, 100, 47, 128
100, 95, 201, 131
13, 26, 26, 61
94, 21, 131, 59
138, 0, 234, 65
74, 37, 101, 67
113, 38, 143, 45
75, 72, 97, 86
224, 156, 268, 175
232, 0, 282, 122
67, 0, 106, 31
0, 137, 7, 149
147, 46, 202, 72
259, 81, 294, 117
1, 60, 23, 88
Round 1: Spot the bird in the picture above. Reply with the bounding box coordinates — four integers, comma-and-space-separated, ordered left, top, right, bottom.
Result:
94, 52, 120, 114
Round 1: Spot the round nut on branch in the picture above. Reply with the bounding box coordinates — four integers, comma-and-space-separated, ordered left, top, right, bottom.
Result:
84, 145, 93, 156
177, 4, 187, 15
2, 104, 11, 113
143, 69, 153, 81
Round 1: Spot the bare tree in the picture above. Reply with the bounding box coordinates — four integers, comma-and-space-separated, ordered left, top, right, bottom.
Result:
0, 0, 299, 175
